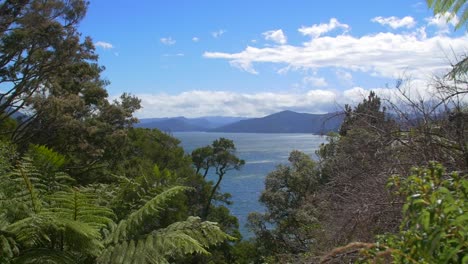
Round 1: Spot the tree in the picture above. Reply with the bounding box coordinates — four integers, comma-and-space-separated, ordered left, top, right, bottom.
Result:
200, 138, 245, 218
0, 143, 234, 263
191, 146, 214, 178
248, 151, 323, 262
0, 0, 90, 122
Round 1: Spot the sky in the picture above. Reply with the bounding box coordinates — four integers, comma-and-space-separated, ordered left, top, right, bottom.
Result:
78, 0, 467, 118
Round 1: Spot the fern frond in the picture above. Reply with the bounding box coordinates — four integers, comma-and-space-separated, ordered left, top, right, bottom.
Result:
109, 186, 191, 244
12, 248, 76, 264
7, 213, 105, 256
0, 229, 19, 260
151, 216, 235, 257
48, 189, 115, 229
26, 145, 75, 193
99, 216, 234, 264
7, 158, 44, 214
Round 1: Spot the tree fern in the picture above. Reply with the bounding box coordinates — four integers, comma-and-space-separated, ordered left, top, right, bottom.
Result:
26, 145, 75, 193
0, 155, 115, 262
99, 187, 234, 264
48, 189, 115, 230
109, 186, 191, 244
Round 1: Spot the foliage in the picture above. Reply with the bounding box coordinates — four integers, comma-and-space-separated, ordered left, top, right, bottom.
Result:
372, 163, 467, 263
99, 186, 234, 264
322, 163, 467, 264
248, 151, 323, 261
0, 152, 115, 263
426, 0, 467, 29
195, 138, 245, 218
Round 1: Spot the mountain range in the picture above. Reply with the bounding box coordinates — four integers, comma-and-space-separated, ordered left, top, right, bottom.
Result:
136, 110, 343, 134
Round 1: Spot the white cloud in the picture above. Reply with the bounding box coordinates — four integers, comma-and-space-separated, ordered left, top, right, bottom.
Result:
262, 29, 287, 44
95, 41, 114, 49
371, 16, 416, 29
160, 37, 176, 45
192, 37, 200, 42
303, 76, 328, 87
212, 29, 226, 38
298, 18, 350, 38
204, 22, 467, 79
132, 89, 339, 118
426, 12, 459, 34
128, 78, 451, 118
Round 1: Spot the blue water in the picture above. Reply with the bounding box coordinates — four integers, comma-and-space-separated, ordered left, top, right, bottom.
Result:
173, 132, 327, 238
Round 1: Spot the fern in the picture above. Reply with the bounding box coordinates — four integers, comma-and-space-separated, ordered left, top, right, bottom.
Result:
109, 186, 191, 244
10, 248, 76, 264
48, 189, 115, 230
4, 158, 44, 215
99, 187, 234, 264
149, 216, 233, 258
1, 157, 115, 262
26, 145, 75, 193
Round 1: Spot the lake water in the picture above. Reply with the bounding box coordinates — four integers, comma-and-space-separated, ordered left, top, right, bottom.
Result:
173, 132, 327, 238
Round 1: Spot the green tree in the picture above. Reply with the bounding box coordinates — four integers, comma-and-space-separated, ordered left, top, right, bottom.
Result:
0, 0, 90, 122
248, 151, 322, 262
201, 138, 245, 218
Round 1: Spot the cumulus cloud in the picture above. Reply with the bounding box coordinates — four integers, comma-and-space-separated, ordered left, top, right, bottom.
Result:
426, 12, 459, 34
160, 37, 176, 45
212, 29, 226, 38
262, 29, 287, 44
192, 37, 200, 42
371, 16, 416, 29
132, 90, 338, 118
298, 18, 350, 38
128, 78, 450, 118
95, 41, 114, 49
203, 19, 467, 79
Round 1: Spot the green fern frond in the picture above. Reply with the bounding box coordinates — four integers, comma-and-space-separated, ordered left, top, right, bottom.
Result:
99, 216, 234, 264
109, 186, 192, 244
0, 230, 19, 260
25, 145, 75, 193
427, 0, 467, 29
48, 189, 115, 229
152, 216, 235, 257
7, 158, 44, 214
11, 248, 76, 264
27, 145, 67, 172
7, 213, 105, 256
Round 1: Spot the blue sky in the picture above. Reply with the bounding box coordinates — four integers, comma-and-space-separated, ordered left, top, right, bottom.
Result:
79, 1, 467, 118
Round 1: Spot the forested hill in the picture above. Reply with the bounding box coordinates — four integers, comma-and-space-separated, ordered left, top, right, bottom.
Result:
136, 111, 343, 134
211, 110, 343, 134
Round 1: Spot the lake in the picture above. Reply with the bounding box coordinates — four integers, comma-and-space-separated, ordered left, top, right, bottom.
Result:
173, 132, 327, 238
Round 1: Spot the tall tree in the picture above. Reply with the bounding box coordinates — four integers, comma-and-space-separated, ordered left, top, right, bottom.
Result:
0, 0, 90, 122
195, 138, 244, 218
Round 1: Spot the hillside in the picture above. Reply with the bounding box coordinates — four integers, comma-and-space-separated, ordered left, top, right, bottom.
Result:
210, 110, 343, 134
135, 116, 246, 131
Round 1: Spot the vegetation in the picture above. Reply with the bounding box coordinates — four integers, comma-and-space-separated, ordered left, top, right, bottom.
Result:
0, 0, 466, 263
